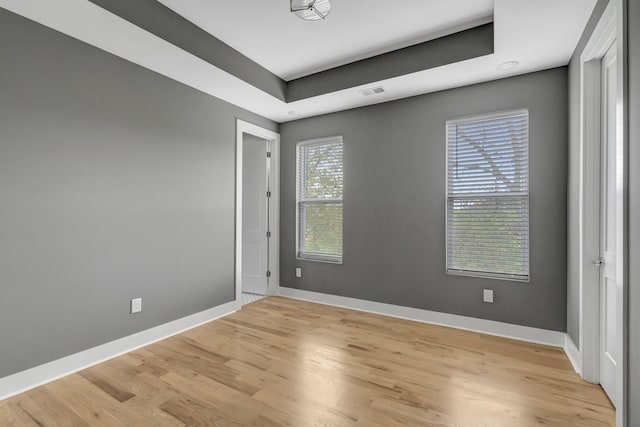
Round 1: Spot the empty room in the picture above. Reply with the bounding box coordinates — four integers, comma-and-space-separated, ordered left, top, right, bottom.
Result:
0, 0, 638, 426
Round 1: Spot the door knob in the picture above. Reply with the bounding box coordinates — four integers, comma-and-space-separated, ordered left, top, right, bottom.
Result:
591, 258, 604, 266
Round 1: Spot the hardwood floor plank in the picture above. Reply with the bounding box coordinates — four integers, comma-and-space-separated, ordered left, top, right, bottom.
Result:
42, 380, 126, 427
160, 371, 304, 427
78, 370, 136, 404
0, 399, 45, 427
53, 375, 153, 426
14, 387, 91, 427
159, 396, 242, 427
0, 297, 615, 426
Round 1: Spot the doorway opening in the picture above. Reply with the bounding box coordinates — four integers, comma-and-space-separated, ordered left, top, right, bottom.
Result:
235, 120, 280, 307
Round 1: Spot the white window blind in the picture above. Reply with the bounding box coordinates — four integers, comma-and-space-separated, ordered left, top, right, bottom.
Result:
446, 110, 529, 281
296, 136, 343, 263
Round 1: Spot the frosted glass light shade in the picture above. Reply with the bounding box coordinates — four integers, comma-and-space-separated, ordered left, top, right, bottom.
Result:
291, 0, 331, 21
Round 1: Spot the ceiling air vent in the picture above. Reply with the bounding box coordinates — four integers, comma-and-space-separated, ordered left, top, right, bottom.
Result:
359, 86, 385, 96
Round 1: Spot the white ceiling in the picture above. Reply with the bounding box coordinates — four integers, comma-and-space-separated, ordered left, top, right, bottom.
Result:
156, 0, 495, 81
0, 0, 597, 123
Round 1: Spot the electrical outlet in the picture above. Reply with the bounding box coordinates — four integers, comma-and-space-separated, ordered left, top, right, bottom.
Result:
295, 268, 302, 278
483, 289, 494, 304
131, 297, 142, 314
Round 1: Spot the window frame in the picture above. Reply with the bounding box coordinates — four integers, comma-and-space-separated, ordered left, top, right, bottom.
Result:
445, 109, 530, 282
296, 136, 344, 264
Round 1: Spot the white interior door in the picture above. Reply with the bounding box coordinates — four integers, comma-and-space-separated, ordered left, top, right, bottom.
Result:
242, 133, 269, 296
598, 41, 618, 407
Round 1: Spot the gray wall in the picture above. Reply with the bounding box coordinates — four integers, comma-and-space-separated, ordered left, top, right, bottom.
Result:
0, 9, 276, 378
627, 0, 639, 422
280, 68, 568, 332
566, 0, 611, 348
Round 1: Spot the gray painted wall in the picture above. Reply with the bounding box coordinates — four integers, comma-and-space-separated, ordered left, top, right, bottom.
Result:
566, 0, 610, 349
0, 9, 276, 378
280, 68, 568, 332
287, 24, 494, 102
627, 0, 639, 423
88, 0, 287, 101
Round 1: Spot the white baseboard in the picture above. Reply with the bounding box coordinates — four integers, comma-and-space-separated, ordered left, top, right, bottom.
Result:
279, 287, 566, 347
0, 291, 582, 403
0, 300, 239, 402
564, 334, 582, 375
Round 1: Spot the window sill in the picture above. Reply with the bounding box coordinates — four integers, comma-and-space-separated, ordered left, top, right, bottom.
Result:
446, 269, 529, 282
297, 254, 343, 265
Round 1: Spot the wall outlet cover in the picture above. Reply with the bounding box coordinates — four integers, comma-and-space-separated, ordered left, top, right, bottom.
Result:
483, 289, 494, 304
131, 297, 142, 314
296, 268, 302, 278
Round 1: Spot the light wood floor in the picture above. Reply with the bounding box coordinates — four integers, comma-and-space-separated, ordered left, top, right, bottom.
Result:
241, 292, 266, 305
0, 297, 615, 426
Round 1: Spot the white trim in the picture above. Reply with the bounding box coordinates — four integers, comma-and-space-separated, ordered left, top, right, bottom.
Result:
268, 133, 281, 298
445, 108, 530, 126
278, 287, 565, 347
578, 55, 604, 386
579, 0, 616, 385
0, 301, 237, 402
616, 1, 628, 425
578, 0, 613, 378
295, 136, 344, 147
578, 1, 627, 423
236, 120, 281, 303
564, 334, 582, 376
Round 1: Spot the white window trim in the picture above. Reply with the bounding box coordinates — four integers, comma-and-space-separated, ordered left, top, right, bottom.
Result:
445, 108, 530, 282
296, 136, 344, 264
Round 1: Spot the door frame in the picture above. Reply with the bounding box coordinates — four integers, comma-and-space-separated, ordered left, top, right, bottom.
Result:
578, 1, 627, 424
235, 120, 280, 307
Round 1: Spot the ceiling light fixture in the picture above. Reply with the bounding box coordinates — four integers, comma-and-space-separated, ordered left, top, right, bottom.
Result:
497, 61, 519, 71
291, 0, 331, 21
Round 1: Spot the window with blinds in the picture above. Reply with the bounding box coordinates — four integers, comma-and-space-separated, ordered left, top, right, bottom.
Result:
446, 109, 529, 281
296, 136, 343, 263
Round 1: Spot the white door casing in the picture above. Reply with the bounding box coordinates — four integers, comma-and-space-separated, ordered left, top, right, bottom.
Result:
578, 1, 627, 424
598, 41, 618, 406
242, 134, 269, 296
235, 120, 280, 307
